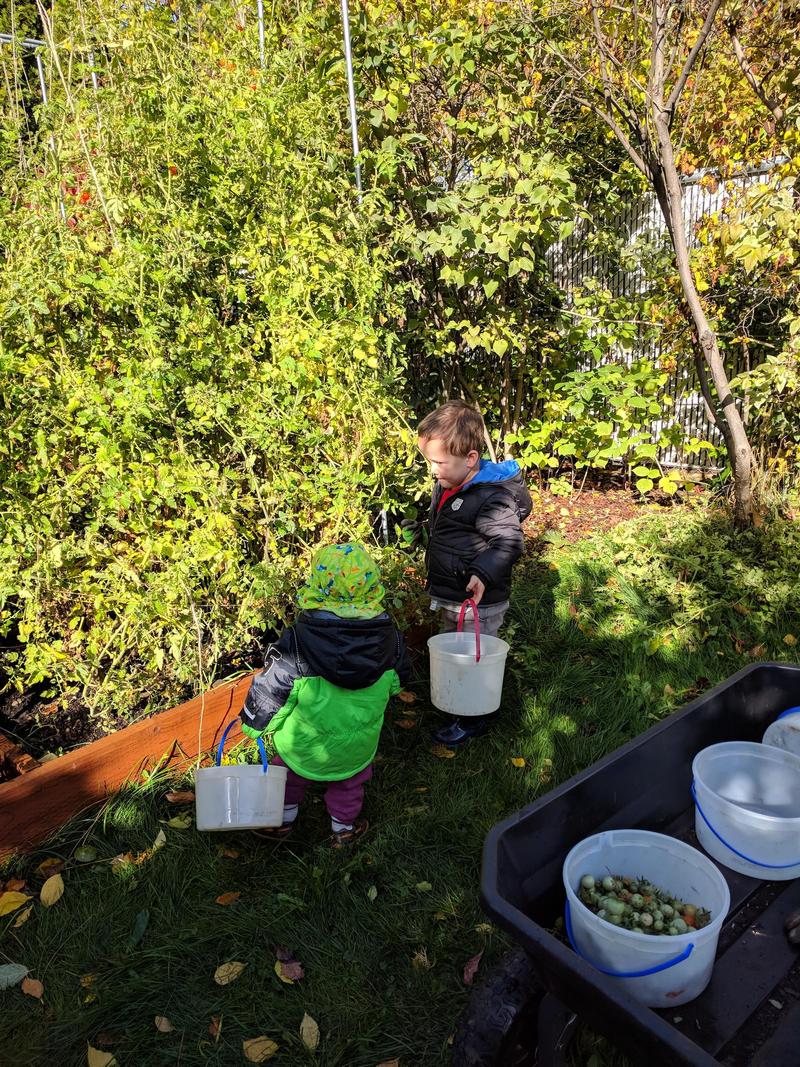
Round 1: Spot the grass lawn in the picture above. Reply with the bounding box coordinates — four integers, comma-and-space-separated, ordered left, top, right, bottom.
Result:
2, 502, 799, 1066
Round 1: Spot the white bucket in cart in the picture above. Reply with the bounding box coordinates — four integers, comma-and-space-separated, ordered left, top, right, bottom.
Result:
196, 720, 287, 831
692, 741, 800, 880
428, 599, 509, 717
563, 830, 730, 1008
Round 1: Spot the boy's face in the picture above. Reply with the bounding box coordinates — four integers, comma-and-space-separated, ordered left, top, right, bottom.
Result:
418, 437, 480, 489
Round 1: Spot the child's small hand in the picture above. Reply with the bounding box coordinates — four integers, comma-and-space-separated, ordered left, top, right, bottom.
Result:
466, 575, 485, 605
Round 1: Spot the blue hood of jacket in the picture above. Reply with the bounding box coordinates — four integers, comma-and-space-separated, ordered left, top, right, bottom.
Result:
462, 459, 522, 489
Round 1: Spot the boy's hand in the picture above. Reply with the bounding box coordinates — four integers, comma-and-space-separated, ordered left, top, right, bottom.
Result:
466, 575, 485, 605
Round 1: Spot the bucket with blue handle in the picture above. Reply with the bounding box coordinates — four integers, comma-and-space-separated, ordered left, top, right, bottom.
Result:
195, 720, 287, 831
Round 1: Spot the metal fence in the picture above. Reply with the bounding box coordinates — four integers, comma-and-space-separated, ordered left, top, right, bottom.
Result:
547, 161, 781, 469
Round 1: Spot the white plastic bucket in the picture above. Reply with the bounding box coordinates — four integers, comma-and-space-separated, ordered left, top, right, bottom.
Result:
428, 599, 509, 717
563, 829, 730, 1008
692, 741, 800, 880
762, 706, 800, 758
196, 721, 287, 831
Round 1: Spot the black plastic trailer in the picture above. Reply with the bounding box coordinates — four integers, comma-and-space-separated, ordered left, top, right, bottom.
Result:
454, 663, 800, 1066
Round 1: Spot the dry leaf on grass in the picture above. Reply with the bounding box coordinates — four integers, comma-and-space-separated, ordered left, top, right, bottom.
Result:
376, 1061, 400, 1067
300, 1013, 320, 1051
510, 757, 526, 768
215, 892, 241, 906
80, 974, 97, 989
398, 690, 417, 704
243, 1036, 279, 1062
0, 963, 28, 989
13, 904, 33, 927
21, 977, 44, 999
463, 951, 484, 986
431, 744, 456, 759
165, 791, 195, 804
208, 1015, 222, 1040
367, 885, 378, 903
152, 829, 167, 851
40, 873, 64, 907
410, 948, 433, 971
35, 858, 64, 879
395, 719, 417, 730
274, 958, 304, 984
5, 879, 26, 892
0, 891, 30, 916
221, 847, 240, 858
166, 813, 192, 830
214, 961, 246, 986
154, 1016, 174, 1033
87, 1046, 117, 1067
784, 634, 797, 646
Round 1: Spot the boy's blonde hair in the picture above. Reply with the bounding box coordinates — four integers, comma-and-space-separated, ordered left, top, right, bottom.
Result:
418, 400, 485, 457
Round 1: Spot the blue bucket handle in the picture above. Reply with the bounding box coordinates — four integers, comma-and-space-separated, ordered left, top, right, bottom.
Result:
777, 706, 800, 720
564, 900, 694, 978
691, 780, 800, 869
216, 719, 268, 774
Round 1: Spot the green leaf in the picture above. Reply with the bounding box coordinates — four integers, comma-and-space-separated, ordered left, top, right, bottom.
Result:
0, 964, 28, 990
492, 339, 509, 357
130, 909, 150, 947
636, 478, 655, 493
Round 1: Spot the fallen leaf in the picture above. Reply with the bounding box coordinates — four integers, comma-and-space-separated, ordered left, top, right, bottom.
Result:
13, 905, 33, 927
0, 891, 30, 916
749, 643, 766, 658
221, 847, 239, 859
475, 923, 493, 934
109, 852, 135, 871
434, 911, 447, 921
274, 945, 293, 961
166, 813, 192, 830
154, 1016, 174, 1033
431, 744, 456, 759
5, 879, 26, 892
165, 790, 195, 804
93, 1033, 119, 1048
21, 977, 44, 999
274, 958, 304, 984
0, 963, 28, 989
367, 885, 378, 903
735, 637, 746, 655
510, 757, 526, 768
415, 881, 432, 892
411, 948, 433, 971
40, 873, 64, 907
376, 1061, 400, 1067
74, 846, 98, 863
208, 1015, 222, 1040
414, 787, 428, 793
398, 690, 417, 704
214, 961, 246, 986
395, 719, 416, 729
129, 909, 150, 947
152, 829, 167, 851
35, 857, 64, 879
87, 1046, 117, 1067
80, 974, 97, 988
463, 950, 484, 986
243, 1036, 279, 1062
215, 892, 241, 906
300, 1012, 320, 1051
732, 602, 750, 616
784, 634, 797, 647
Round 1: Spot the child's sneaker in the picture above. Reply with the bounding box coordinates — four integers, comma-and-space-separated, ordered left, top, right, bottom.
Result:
254, 822, 295, 842
329, 818, 369, 848
432, 717, 491, 747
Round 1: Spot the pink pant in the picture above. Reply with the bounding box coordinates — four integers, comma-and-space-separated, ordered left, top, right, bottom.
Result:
272, 756, 373, 824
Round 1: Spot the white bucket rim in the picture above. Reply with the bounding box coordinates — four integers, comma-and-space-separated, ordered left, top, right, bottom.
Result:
563, 829, 730, 944
427, 633, 510, 660
692, 741, 800, 826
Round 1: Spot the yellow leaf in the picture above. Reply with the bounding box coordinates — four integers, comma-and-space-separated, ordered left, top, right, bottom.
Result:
215, 892, 241, 906
431, 744, 456, 759
40, 873, 64, 907
154, 1015, 175, 1033
0, 891, 30, 916
35, 857, 64, 879
213, 961, 246, 986
21, 977, 44, 999
13, 904, 33, 928
166, 813, 192, 830
152, 829, 167, 850
243, 1036, 279, 1062
80, 974, 97, 988
87, 1046, 117, 1067
273, 959, 294, 984
783, 634, 797, 647
510, 757, 526, 768
300, 1013, 320, 1051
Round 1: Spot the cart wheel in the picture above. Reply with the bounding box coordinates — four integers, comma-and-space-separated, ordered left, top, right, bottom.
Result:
451, 948, 549, 1067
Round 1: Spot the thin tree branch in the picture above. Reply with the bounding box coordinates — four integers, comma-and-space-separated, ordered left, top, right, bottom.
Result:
665, 0, 724, 115
728, 29, 785, 123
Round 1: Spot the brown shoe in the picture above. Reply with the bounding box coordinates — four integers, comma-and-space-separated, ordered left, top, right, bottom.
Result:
329, 818, 369, 848
254, 822, 295, 842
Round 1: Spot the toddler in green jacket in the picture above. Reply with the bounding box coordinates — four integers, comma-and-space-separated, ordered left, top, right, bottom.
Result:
240, 543, 410, 846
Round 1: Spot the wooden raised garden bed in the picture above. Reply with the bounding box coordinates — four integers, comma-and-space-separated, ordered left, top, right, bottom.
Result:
0, 674, 254, 860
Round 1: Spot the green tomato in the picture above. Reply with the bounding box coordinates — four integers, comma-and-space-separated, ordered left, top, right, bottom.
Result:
581, 875, 596, 890
602, 876, 615, 891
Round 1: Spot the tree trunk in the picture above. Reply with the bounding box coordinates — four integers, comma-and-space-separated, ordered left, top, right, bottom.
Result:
651, 114, 754, 525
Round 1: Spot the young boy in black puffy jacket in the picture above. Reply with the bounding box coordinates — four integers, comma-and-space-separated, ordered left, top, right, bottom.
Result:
416, 400, 531, 746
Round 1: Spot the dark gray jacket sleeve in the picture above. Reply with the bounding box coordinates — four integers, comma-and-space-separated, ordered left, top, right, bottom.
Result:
469, 494, 525, 592
240, 628, 303, 734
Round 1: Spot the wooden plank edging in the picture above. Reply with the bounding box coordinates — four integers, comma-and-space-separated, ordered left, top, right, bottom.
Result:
0, 674, 254, 860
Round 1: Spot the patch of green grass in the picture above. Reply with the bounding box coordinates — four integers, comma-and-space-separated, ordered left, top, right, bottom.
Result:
2, 507, 799, 1066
